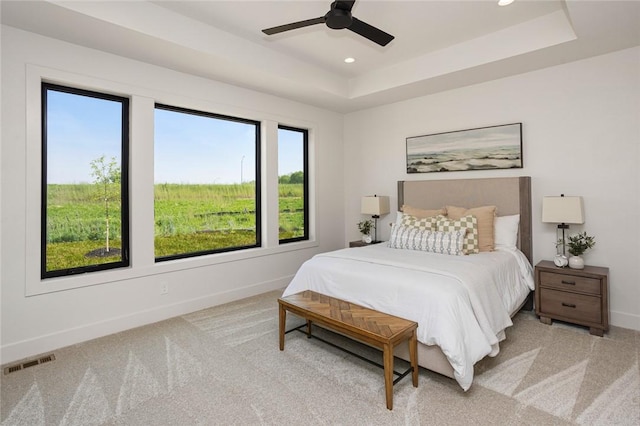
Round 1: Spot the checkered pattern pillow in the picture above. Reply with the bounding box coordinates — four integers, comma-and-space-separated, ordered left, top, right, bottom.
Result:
387, 223, 466, 255
437, 215, 479, 254
400, 214, 439, 231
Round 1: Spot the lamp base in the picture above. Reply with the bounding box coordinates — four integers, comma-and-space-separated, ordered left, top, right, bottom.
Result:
557, 223, 569, 256
372, 216, 379, 243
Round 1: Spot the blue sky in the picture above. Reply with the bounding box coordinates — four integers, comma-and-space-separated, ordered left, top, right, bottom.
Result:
47, 90, 122, 184
47, 90, 303, 184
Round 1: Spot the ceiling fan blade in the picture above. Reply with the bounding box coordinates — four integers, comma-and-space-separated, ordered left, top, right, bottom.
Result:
347, 17, 394, 47
262, 17, 325, 35
334, 0, 356, 12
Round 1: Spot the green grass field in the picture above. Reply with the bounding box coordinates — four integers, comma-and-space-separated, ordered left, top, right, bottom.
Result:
46, 183, 304, 272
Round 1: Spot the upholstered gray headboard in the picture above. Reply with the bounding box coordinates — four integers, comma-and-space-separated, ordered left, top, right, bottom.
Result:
398, 176, 532, 262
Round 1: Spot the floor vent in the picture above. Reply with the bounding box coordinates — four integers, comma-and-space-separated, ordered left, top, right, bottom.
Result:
3, 354, 56, 375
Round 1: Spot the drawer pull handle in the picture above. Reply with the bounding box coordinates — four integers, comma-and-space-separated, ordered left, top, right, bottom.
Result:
561, 280, 576, 285
562, 302, 577, 308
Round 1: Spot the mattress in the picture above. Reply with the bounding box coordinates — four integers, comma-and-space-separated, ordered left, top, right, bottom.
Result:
282, 244, 534, 390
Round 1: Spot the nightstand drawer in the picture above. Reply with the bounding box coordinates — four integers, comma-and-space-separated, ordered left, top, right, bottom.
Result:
539, 288, 601, 324
538, 271, 601, 295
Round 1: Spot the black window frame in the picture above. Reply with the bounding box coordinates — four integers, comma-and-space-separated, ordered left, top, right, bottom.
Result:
278, 125, 309, 244
154, 103, 262, 262
41, 82, 130, 279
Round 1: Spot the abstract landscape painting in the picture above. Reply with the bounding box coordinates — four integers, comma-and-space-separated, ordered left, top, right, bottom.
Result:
406, 123, 522, 174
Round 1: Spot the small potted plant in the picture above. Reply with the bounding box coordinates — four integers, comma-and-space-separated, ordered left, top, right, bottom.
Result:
357, 219, 373, 243
566, 231, 596, 269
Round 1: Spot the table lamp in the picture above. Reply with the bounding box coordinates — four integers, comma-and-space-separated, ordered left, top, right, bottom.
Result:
361, 195, 390, 243
542, 194, 584, 261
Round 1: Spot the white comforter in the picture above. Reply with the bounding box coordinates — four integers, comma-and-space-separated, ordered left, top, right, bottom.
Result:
282, 244, 534, 391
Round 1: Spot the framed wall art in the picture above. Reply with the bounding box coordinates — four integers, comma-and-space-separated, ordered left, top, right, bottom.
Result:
406, 123, 522, 174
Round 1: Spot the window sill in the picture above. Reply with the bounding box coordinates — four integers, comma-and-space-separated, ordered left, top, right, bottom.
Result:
26, 239, 318, 297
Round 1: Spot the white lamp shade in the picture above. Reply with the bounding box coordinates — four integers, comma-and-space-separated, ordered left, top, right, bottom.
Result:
542, 196, 584, 224
361, 196, 390, 216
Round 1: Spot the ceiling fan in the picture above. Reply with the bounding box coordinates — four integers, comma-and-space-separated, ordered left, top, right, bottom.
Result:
262, 0, 394, 47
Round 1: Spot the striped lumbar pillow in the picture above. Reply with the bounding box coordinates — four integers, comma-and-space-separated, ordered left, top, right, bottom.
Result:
387, 223, 466, 255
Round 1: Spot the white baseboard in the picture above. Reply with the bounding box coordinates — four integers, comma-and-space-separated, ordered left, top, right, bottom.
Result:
1, 276, 291, 365
610, 310, 640, 331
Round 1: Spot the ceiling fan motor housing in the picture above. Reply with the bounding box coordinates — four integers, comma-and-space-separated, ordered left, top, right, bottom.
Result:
325, 8, 352, 29
262, 0, 394, 47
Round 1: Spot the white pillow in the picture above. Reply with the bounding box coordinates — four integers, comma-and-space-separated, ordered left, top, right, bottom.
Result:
394, 211, 404, 226
387, 223, 466, 255
494, 214, 520, 249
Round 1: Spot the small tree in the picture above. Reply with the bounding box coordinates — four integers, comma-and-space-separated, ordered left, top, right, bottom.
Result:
90, 155, 121, 252
289, 171, 304, 184
278, 174, 290, 184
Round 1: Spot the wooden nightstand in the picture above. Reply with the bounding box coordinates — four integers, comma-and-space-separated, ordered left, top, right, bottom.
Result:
349, 240, 383, 248
535, 260, 609, 336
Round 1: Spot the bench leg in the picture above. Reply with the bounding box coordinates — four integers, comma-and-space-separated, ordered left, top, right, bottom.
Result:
306, 319, 312, 337
410, 330, 418, 387
383, 343, 393, 410
279, 303, 286, 351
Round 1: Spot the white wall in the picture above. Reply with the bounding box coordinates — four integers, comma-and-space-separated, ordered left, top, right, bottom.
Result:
0, 26, 345, 363
345, 47, 640, 331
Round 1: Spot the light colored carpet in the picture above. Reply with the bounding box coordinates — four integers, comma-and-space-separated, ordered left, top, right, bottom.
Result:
1, 290, 639, 425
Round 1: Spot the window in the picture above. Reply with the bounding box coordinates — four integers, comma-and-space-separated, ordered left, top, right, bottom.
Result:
278, 125, 308, 243
41, 83, 130, 278
154, 104, 261, 261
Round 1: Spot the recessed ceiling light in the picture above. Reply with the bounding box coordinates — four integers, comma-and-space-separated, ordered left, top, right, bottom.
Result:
498, 0, 515, 6
344, 57, 355, 64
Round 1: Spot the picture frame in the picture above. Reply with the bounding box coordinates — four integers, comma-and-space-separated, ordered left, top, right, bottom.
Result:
406, 123, 522, 174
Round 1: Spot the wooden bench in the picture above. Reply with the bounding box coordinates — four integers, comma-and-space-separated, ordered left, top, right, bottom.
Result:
278, 290, 418, 410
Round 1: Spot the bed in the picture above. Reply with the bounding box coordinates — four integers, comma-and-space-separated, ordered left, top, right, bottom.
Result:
283, 176, 534, 390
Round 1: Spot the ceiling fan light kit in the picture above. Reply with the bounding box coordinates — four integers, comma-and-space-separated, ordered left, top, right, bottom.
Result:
262, 0, 395, 47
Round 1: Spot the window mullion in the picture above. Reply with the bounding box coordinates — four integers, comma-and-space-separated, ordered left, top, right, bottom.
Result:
130, 96, 156, 267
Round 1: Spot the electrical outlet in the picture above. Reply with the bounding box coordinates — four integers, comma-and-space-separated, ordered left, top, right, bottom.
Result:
160, 282, 169, 295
